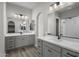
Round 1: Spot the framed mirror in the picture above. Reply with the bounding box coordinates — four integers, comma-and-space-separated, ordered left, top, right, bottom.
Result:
8, 21, 15, 33
61, 16, 79, 38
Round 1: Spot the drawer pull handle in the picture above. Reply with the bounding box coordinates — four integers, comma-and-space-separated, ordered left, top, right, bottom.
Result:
48, 49, 52, 52
8, 46, 13, 48
38, 41, 40, 42
67, 53, 77, 57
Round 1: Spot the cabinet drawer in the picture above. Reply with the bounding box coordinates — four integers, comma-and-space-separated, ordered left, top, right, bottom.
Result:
38, 39, 42, 46
7, 45, 15, 50
43, 41, 61, 53
5, 36, 15, 50
37, 49, 42, 57
43, 45, 60, 57
62, 48, 79, 57
6, 44, 15, 50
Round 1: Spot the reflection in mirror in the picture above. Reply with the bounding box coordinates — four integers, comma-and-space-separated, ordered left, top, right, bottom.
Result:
8, 21, 15, 33
30, 20, 35, 31
47, 14, 56, 36
7, 17, 34, 34
61, 16, 79, 38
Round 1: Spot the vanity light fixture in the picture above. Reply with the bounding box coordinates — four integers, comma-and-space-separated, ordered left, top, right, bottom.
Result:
49, 6, 53, 11
14, 14, 29, 20
14, 14, 17, 18
49, 2, 59, 11
49, 2, 74, 12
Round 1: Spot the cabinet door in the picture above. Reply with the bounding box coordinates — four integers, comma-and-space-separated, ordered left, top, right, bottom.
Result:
22, 35, 29, 46
43, 45, 60, 57
29, 35, 35, 45
5, 36, 15, 50
62, 48, 79, 57
15, 36, 23, 48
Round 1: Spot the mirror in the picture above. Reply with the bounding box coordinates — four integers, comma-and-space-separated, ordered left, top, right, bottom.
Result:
30, 20, 35, 31
61, 16, 79, 38
6, 3, 34, 34
47, 13, 56, 35
8, 21, 15, 33
7, 17, 35, 33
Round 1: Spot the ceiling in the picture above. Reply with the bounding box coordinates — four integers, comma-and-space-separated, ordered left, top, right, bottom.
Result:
56, 2, 79, 13
9, 2, 53, 10
8, 2, 79, 13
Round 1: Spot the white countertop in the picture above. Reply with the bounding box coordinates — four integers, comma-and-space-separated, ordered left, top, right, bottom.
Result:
5, 32, 35, 37
38, 35, 79, 53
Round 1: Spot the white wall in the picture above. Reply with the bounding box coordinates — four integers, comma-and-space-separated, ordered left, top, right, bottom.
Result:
6, 3, 32, 33
32, 3, 48, 47
32, 3, 58, 47
0, 2, 5, 56
60, 6, 79, 19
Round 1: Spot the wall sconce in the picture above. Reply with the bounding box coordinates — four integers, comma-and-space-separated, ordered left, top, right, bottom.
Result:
14, 14, 29, 20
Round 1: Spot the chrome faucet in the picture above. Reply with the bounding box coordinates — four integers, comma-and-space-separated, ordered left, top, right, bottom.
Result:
58, 34, 62, 39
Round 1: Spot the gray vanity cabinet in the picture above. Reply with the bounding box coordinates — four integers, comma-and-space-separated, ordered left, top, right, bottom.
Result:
43, 41, 61, 57
37, 39, 43, 57
29, 35, 35, 45
38, 39, 79, 57
15, 36, 23, 48
15, 35, 30, 48
43, 45, 60, 57
5, 34, 35, 50
15, 35, 35, 48
5, 36, 15, 50
62, 48, 79, 57
22, 35, 29, 46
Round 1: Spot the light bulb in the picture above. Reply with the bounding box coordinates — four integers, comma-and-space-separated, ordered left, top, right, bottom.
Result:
22, 16, 25, 19
23, 21, 26, 25
14, 14, 17, 18
18, 15, 20, 19
25, 16, 28, 19
54, 4, 57, 9
49, 6, 53, 11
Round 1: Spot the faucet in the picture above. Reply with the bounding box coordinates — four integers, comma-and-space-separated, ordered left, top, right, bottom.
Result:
58, 34, 62, 39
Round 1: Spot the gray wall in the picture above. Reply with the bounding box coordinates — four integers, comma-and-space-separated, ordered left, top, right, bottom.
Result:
6, 3, 32, 33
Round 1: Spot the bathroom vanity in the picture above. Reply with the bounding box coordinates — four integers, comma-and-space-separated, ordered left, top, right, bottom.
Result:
37, 35, 79, 57
5, 3, 35, 51
5, 33, 35, 50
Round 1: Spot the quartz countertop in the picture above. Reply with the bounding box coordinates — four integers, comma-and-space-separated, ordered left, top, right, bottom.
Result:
5, 32, 35, 37
38, 35, 79, 53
